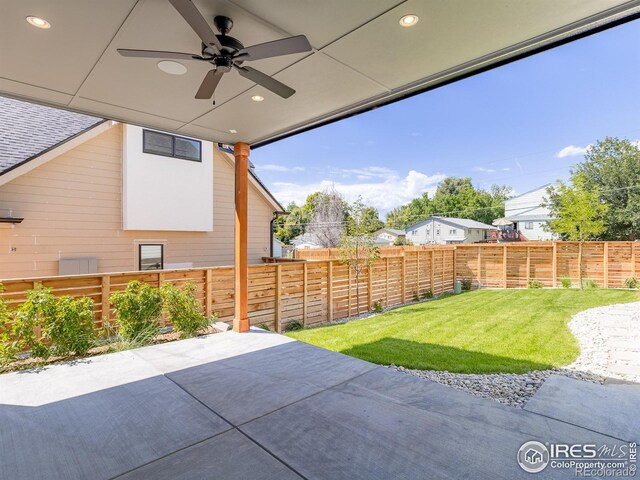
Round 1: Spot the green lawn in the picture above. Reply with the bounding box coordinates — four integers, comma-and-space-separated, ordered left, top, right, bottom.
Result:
287, 289, 640, 374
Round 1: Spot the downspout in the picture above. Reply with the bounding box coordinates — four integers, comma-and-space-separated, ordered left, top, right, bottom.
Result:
270, 211, 288, 257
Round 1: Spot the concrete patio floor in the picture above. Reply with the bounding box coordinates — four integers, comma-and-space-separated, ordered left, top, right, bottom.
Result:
0, 329, 638, 480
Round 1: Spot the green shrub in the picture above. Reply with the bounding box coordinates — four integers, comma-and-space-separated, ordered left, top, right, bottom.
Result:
257, 323, 271, 331
559, 277, 572, 288
110, 281, 162, 342
624, 277, 639, 289
372, 300, 384, 314
582, 279, 599, 289
0, 284, 19, 366
285, 320, 303, 332
161, 282, 210, 339
412, 291, 420, 302
460, 278, 472, 291
43, 296, 95, 356
437, 291, 455, 300
13, 285, 96, 358
528, 279, 544, 289
422, 289, 433, 299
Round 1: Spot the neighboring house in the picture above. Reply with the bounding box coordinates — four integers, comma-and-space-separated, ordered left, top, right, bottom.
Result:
272, 237, 284, 258
500, 185, 555, 241
0, 97, 284, 279
373, 228, 406, 246
405, 217, 496, 245
290, 234, 323, 250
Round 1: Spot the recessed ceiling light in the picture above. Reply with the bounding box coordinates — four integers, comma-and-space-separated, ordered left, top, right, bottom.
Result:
157, 60, 187, 75
399, 14, 419, 27
251, 95, 264, 102
229, 129, 237, 134
26, 16, 51, 29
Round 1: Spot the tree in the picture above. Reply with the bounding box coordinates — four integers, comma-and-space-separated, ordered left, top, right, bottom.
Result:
354, 206, 383, 234
572, 137, 640, 240
274, 202, 305, 244
544, 174, 608, 287
339, 198, 380, 315
305, 187, 348, 248
385, 177, 512, 229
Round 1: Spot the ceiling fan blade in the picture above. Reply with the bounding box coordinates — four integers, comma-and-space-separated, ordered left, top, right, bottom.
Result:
195, 70, 224, 99
117, 49, 203, 61
235, 35, 312, 62
235, 66, 295, 98
168, 0, 223, 52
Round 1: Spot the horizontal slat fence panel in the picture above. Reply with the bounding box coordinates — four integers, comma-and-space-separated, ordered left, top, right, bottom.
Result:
2, 242, 639, 347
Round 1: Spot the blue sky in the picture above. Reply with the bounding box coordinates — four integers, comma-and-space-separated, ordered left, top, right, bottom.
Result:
252, 19, 640, 215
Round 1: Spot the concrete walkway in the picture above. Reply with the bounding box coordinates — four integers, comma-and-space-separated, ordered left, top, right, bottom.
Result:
568, 301, 640, 383
0, 329, 637, 479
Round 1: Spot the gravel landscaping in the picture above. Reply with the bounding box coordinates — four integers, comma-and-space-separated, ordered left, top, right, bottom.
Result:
390, 300, 640, 408
388, 365, 605, 408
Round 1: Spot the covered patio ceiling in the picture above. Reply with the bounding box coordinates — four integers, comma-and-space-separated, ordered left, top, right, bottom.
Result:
1, 0, 640, 147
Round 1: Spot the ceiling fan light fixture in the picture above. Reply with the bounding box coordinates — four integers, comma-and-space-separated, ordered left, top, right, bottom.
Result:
229, 129, 238, 134
26, 16, 51, 29
157, 60, 187, 75
399, 14, 419, 27
251, 95, 264, 102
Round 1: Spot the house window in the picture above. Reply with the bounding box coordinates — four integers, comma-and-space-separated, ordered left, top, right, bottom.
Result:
450, 229, 456, 235
143, 129, 201, 162
525, 222, 534, 229
139, 244, 164, 271
412, 230, 418, 236
436, 229, 440, 235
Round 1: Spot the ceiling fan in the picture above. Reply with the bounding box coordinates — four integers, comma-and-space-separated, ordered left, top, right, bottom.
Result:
117, 0, 312, 102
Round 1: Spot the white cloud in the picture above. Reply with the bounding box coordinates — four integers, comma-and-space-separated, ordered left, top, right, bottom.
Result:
632, 139, 640, 148
502, 167, 511, 172
270, 169, 446, 213
474, 166, 496, 173
556, 144, 591, 158
255, 163, 305, 173
328, 166, 397, 180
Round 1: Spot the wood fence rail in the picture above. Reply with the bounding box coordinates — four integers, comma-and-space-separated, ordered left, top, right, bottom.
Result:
0, 247, 455, 334
1, 242, 638, 337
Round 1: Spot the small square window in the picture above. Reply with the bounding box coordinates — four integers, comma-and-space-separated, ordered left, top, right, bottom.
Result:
143, 130, 173, 156
450, 229, 456, 235
139, 244, 163, 271
525, 222, 534, 229
436, 229, 440, 235
174, 136, 201, 162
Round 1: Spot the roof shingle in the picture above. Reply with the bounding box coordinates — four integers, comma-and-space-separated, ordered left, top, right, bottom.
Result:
0, 96, 103, 174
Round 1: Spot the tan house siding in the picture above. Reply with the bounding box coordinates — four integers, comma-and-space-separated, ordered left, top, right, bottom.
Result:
0, 123, 275, 279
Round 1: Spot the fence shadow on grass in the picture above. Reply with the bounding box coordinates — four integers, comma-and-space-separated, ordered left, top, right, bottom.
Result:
340, 337, 554, 374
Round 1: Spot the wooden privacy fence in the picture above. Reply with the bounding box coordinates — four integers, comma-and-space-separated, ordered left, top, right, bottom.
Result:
0, 247, 455, 334
297, 241, 640, 290
2, 242, 637, 337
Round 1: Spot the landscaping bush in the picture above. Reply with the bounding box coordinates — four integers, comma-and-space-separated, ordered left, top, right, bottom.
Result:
412, 291, 420, 302
422, 289, 433, 300
285, 320, 303, 332
560, 277, 572, 288
161, 282, 210, 339
13, 285, 96, 358
0, 284, 19, 366
258, 323, 271, 331
372, 300, 383, 314
528, 279, 544, 289
582, 279, 599, 289
624, 277, 639, 289
110, 281, 162, 342
460, 278, 472, 291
